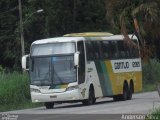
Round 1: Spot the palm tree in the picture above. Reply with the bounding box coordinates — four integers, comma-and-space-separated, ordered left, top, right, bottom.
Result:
105, 0, 160, 59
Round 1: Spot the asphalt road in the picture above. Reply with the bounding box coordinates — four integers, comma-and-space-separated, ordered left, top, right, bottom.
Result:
1, 91, 160, 120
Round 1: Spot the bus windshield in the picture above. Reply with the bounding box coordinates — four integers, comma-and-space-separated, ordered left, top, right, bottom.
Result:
30, 55, 76, 86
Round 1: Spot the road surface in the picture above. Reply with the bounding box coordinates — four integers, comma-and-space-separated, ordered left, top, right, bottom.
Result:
1, 91, 160, 120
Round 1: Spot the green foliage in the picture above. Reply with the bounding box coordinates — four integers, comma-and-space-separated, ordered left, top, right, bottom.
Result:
0, 65, 4, 73
0, 72, 30, 105
146, 109, 160, 120
105, 0, 160, 59
0, 0, 109, 69
0, 101, 42, 112
142, 59, 160, 84
142, 59, 160, 92
0, 72, 43, 112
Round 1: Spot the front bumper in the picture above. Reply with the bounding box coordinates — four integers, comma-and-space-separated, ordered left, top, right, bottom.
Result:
31, 89, 81, 103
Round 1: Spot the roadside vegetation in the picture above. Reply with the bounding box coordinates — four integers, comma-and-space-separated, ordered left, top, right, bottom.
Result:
0, 70, 42, 112
142, 59, 160, 92
146, 109, 160, 120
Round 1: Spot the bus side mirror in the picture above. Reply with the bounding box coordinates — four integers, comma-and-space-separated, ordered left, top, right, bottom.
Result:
22, 54, 29, 71
74, 52, 80, 66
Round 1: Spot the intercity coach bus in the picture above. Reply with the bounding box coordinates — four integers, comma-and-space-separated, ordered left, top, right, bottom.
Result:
22, 32, 142, 109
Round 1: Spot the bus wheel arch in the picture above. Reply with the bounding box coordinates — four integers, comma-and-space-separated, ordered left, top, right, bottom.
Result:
90, 84, 96, 103
113, 81, 128, 101
82, 84, 96, 105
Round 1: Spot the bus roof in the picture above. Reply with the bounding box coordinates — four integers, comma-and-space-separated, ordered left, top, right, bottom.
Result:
32, 37, 84, 45
32, 34, 138, 45
63, 32, 113, 37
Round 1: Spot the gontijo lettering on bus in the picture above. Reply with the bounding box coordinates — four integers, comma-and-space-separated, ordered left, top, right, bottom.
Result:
111, 59, 141, 73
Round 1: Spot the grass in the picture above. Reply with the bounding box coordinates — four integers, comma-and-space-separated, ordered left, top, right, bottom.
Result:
0, 72, 42, 112
143, 83, 156, 92
146, 109, 160, 120
0, 101, 42, 112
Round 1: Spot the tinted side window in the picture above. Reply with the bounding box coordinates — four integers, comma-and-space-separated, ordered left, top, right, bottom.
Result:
92, 41, 100, 60
86, 41, 93, 61
98, 41, 104, 60
77, 41, 85, 84
110, 41, 119, 59
102, 41, 110, 59
123, 43, 131, 58
126, 40, 139, 58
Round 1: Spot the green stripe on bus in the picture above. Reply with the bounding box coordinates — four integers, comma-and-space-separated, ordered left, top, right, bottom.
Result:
95, 61, 113, 96
100, 61, 113, 96
95, 61, 107, 96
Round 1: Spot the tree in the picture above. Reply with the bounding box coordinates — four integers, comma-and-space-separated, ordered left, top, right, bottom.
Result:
0, 0, 20, 69
105, 0, 160, 59
0, 0, 109, 70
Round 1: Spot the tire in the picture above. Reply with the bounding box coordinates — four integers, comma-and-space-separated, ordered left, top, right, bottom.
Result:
122, 83, 128, 101
118, 83, 128, 101
44, 102, 54, 109
82, 87, 96, 105
127, 83, 133, 100
113, 95, 121, 101
113, 83, 129, 101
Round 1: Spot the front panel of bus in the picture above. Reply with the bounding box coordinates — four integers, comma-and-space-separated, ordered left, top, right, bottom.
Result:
29, 42, 82, 103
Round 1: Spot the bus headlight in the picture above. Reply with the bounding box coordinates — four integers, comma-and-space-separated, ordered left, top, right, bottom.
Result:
66, 85, 79, 91
30, 88, 41, 93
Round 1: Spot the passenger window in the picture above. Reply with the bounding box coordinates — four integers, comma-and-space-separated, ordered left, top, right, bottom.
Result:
77, 41, 85, 84
110, 41, 118, 59
117, 41, 124, 58
86, 41, 94, 61
102, 41, 110, 59
92, 41, 99, 60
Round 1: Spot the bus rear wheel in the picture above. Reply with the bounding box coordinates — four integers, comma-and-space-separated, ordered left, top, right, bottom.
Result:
127, 83, 133, 100
113, 83, 128, 101
113, 95, 121, 101
44, 102, 54, 109
121, 83, 128, 101
82, 87, 96, 105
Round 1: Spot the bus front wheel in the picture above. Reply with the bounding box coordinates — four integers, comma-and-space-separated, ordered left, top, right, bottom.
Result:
44, 102, 54, 109
82, 87, 96, 105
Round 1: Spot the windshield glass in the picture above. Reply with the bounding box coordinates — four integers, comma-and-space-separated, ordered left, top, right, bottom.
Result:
30, 57, 51, 85
30, 55, 76, 86
31, 42, 75, 56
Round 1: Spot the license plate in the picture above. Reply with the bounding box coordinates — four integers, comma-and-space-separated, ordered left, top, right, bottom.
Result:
50, 95, 57, 98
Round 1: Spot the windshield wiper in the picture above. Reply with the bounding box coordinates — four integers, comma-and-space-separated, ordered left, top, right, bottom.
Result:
52, 66, 63, 84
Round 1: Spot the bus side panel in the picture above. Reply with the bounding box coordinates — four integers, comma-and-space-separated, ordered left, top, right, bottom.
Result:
133, 72, 142, 93
104, 60, 122, 95
86, 61, 103, 98
105, 59, 142, 95
93, 61, 113, 97
85, 59, 142, 97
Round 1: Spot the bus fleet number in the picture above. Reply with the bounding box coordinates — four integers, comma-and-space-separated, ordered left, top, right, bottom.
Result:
132, 61, 140, 68
114, 62, 129, 70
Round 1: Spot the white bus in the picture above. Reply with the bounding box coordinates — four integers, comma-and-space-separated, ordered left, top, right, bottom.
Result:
22, 32, 142, 109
